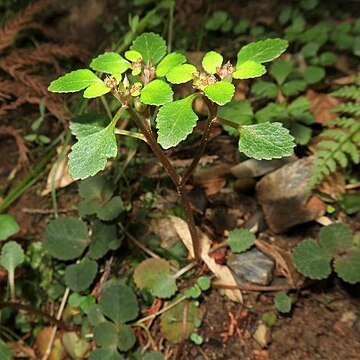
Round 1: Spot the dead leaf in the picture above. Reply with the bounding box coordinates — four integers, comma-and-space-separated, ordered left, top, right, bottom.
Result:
306, 90, 341, 124
36, 327, 65, 360
42, 146, 74, 195
194, 164, 230, 196
331, 75, 356, 85
170, 216, 243, 302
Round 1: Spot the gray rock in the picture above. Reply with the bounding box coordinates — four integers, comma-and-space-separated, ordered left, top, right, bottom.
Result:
256, 157, 326, 233
227, 248, 274, 285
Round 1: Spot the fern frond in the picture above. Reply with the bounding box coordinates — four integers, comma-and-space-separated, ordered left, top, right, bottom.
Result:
333, 103, 360, 116
331, 85, 360, 101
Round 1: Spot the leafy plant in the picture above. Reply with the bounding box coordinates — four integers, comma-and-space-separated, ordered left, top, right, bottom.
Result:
274, 291, 292, 314
48, 32, 295, 261
0, 214, 19, 241
308, 78, 360, 189
293, 223, 360, 283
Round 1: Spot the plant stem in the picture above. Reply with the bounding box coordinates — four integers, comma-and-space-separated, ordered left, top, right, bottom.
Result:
114, 129, 147, 142
8, 270, 15, 301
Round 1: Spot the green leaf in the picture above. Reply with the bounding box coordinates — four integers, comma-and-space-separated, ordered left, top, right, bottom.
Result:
48, 69, 100, 93
0, 340, 12, 360
190, 333, 203, 345
185, 285, 202, 299
202, 51, 223, 74
237, 38, 288, 66
166, 64, 197, 84
124, 50, 142, 62
87, 304, 106, 326
94, 321, 118, 348
99, 284, 139, 324
282, 80, 307, 97
89, 221, 119, 260
61, 332, 89, 360
197, 276, 211, 291
130, 32, 167, 65
43, 217, 90, 260
83, 82, 111, 98
252, 81, 278, 99
255, 103, 287, 123
238, 122, 295, 160
140, 79, 173, 106
88, 348, 123, 360
70, 114, 109, 139
320, 223, 353, 256
133, 258, 177, 299
301, 42, 320, 58
217, 100, 253, 126
64, 258, 98, 292
334, 249, 360, 284
0, 215, 19, 241
0, 241, 24, 273
156, 53, 186, 77
156, 94, 198, 149
290, 122, 312, 145
97, 196, 123, 221
227, 229, 256, 253
233, 61, 266, 79
143, 351, 164, 360
205, 11, 228, 31
292, 239, 332, 279
68, 119, 118, 180
90, 52, 130, 75
303, 66, 325, 84
274, 292, 292, 313
269, 60, 293, 85
117, 324, 136, 351
204, 81, 235, 105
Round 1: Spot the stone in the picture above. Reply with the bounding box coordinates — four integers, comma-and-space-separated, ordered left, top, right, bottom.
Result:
227, 248, 275, 285
256, 157, 326, 233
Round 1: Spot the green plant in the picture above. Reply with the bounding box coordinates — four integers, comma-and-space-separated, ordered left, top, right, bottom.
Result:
308, 78, 360, 189
293, 223, 360, 284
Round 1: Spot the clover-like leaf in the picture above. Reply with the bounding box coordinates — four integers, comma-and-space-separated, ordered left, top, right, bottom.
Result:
43, 217, 90, 260
90, 52, 130, 75
0, 241, 24, 274
99, 283, 139, 324
133, 258, 177, 299
68, 119, 118, 180
140, 79, 173, 106
269, 59, 293, 85
334, 249, 360, 284
197, 276, 211, 291
70, 114, 110, 139
64, 258, 98, 292
97, 196, 123, 221
238, 122, 295, 160
204, 81, 235, 105
166, 64, 197, 84
156, 94, 198, 149
156, 53, 186, 77
130, 32, 167, 65
202, 51, 223, 74
233, 61, 266, 79
0, 215, 19, 241
282, 80, 307, 97
48, 69, 101, 93
252, 81, 278, 99
274, 292, 292, 313
319, 223, 353, 256
83, 82, 111, 98
303, 65, 326, 84
88, 348, 123, 360
94, 321, 118, 348
292, 239, 332, 279
227, 229, 256, 253
237, 38, 288, 66
117, 324, 136, 352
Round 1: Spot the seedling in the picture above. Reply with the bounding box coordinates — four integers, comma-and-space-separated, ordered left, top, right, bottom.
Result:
48, 32, 295, 261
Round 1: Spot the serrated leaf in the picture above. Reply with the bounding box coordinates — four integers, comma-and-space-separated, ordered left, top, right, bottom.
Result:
252, 81, 278, 99
68, 120, 117, 180
88, 348, 123, 360
274, 292, 292, 313
94, 321, 118, 348
227, 229, 256, 253
204, 81, 235, 105
238, 122, 295, 160
166, 64, 197, 84
303, 65, 325, 84
89, 221, 119, 260
64, 258, 98, 292
233, 61, 266, 79
133, 258, 177, 299
269, 60, 293, 85
0, 241, 24, 272
99, 284, 139, 324
48, 69, 100, 93
90, 52, 130, 75
156, 94, 198, 149
0, 215, 19, 241
156, 53, 186, 77
83, 82, 111, 98
117, 324, 136, 351
292, 239, 332, 279
43, 217, 90, 260
140, 79, 173, 106
282, 80, 307, 96
237, 38, 288, 66
320, 223, 353, 256
202, 51, 223, 74
70, 114, 109, 139
335, 249, 360, 284
217, 100, 253, 126
130, 32, 167, 65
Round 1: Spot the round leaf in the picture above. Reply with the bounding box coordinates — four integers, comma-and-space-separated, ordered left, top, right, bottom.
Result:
83, 82, 111, 99
88, 348, 123, 360
94, 321, 118, 347
156, 53, 186, 77
166, 64, 197, 84
292, 239, 332, 279
204, 81, 235, 105
197, 276, 211, 291
90, 52, 130, 75
274, 291, 292, 313
0, 215, 19, 241
143, 351, 164, 360
117, 324, 136, 352
202, 51, 223, 74
0, 241, 24, 273
334, 249, 360, 284
303, 66, 325, 84
89, 221, 119, 260
320, 223, 353, 256
130, 32, 166, 65
64, 258, 98, 292
227, 229, 256, 253
96, 196, 123, 221
43, 217, 90, 260
140, 79, 173, 106
233, 61, 266, 79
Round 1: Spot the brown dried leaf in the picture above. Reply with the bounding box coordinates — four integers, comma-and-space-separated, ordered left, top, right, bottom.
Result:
306, 90, 341, 124
193, 164, 230, 196
36, 327, 64, 360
